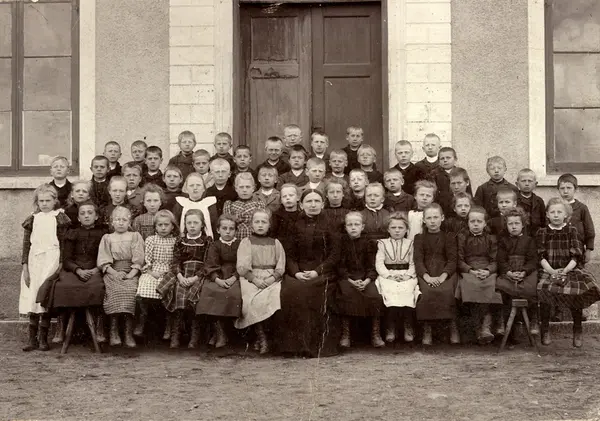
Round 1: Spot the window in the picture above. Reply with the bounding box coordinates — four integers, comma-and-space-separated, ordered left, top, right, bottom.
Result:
546, 0, 600, 174
0, 0, 78, 176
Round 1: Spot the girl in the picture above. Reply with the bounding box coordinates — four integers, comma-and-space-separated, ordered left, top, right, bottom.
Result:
20, 184, 71, 351
537, 197, 600, 348
234, 209, 285, 354
223, 172, 266, 239
196, 214, 242, 348
271, 183, 300, 240
173, 172, 217, 239
133, 183, 166, 240
442, 192, 472, 235
323, 179, 348, 234
375, 212, 421, 343
134, 210, 178, 338
100, 176, 129, 230
414, 204, 460, 345
455, 206, 502, 344
336, 212, 384, 348
495, 207, 539, 339
97, 206, 145, 348
40, 201, 107, 345
408, 180, 436, 240
156, 209, 212, 348
64, 180, 91, 229
361, 182, 390, 241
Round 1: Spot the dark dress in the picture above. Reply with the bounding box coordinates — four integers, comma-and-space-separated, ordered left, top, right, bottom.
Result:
414, 231, 458, 320
361, 207, 390, 241
271, 208, 300, 240
495, 234, 538, 300
275, 212, 341, 357
335, 235, 383, 317
195, 239, 242, 317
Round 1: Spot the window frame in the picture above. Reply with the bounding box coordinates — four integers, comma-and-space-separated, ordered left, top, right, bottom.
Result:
1, 0, 79, 177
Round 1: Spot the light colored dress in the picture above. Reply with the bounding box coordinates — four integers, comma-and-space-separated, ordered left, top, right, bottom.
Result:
407, 210, 424, 241
97, 231, 145, 314
375, 238, 421, 308
137, 234, 177, 299
19, 211, 63, 315
234, 235, 285, 329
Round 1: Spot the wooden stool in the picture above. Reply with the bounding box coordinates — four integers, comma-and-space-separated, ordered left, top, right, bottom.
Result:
499, 298, 540, 354
61, 308, 101, 354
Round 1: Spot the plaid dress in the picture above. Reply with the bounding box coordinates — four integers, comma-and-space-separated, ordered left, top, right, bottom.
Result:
222, 198, 266, 239
132, 212, 156, 240
137, 234, 177, 299
156, 234, 212, 312
536, 224, 600, 309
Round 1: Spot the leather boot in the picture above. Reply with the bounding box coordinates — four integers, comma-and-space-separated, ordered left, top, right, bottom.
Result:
371, 317, 385, 348
96, 313, 106, 343
385, 311, 396, 343
162, 313, 172, 341
573, 329, 583, 348
188, 317, 200, 349
170, 311, 181, 349
422, 323, 433, 346
124, 315, 137, 348
214, 320, 228, 349
449, 319, 461, 344
109, 315, 121, 346
495, 308, 505, 337
478, 312, 494, 344
22, 315, 39, 352
52, 313, 65, 344
403, 318, 414, 342
256, 323, 269, 354
339, 317, 351, 348
134, 303, 147, 337
530, 308, 540, 336
38, 314, 51, 351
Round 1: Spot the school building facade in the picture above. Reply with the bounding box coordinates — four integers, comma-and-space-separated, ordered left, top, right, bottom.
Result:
0, 0, 599, 260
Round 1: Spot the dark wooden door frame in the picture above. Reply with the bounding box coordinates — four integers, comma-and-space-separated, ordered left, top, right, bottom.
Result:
234, 0, 389, 169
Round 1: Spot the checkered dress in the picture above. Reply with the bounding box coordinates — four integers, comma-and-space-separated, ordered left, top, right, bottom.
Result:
133, 212, 156, 241
156, 235, 212, 311
537, 224, 600, 309
222, 198, 266, 239
137, 234, 177, 299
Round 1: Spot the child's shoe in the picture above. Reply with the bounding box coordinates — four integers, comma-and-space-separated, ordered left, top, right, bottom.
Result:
403, 319, 414, 343
162, 314, 172, 341
208, 332, 217, 347
530, 316, 540, 336
124, 316, 137, 348
573, 330, 583, 348
52, 314, 65, 344
214, 320, 228, 349
541, 330, 552, 346
133, 314, 146, 337
449, 319, 460, 344
385, 325, 396, 343
256, 324, 269, 355
96, 314, 106, 343
22, 322, 39, 352
339, 318, 351, 348
477, 313, 494, 344
109, 316, 121, 346
188, 318, 201, 349
494, 309, 505, 337
38, 325, 50, 351
422, 323, 432, 346
170, 312, 182, 349
371, 317, 385, 348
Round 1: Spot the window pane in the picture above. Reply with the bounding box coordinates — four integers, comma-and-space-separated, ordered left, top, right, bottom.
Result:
23, 57, 71, 111
24, 3, 71, 57
0, 112, 11, 166
0, 58, 11, 111
553, 0, 600, 52
22, 110, 71, 166
554, 53, 600, 107
554, 109, 600, 162
0, 4, 11, 57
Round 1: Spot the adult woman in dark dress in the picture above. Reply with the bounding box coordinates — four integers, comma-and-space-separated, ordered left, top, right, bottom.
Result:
274, 189, 342, 357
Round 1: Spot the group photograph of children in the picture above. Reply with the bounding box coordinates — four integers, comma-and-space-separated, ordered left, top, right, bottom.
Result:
17, 125, 600, 359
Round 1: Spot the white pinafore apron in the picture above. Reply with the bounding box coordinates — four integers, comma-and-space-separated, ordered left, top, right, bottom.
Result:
19, 211, 61, 315
176, 196, 217, 238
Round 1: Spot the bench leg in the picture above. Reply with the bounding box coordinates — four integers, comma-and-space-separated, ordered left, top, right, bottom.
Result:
499, 306, 517, 352
85, 308, 102, 353
60, 311, 76, 354
521, 308, 541, 355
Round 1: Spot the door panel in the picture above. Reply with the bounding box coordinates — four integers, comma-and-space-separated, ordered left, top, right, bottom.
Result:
312, 5, 383, 167
241, 6, 311, 165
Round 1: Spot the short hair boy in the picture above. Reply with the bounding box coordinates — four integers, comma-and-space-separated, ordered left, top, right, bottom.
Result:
325, 149, 349, 189
104, 141, 122, 180
258, 136, 291, 177
122, 161, 144, 215
343, 126, 364, 174
90, 155, 111, 208
488, 187, 518, 236
474, 155, 518, 218
383, 168, 415, 213
232, 145, 258, 184
143, 146, 166, 188
49, 156, 72, 208
392, 140, 426, 196
414, 133, 441, 177
357, 144, 383, 184
347, 168, 368, 211
168, 130, 196, 181
210, 132, 236, 170
299, 157, 327, 195
204, 158, 237, 215
192, 149, 214, 189
516, 168, 546, 235
131, 140, 149, 174
254, 166, 281, 213
310, 131, 330, 170
281, 124, 303, 162
279, 144, 309, 187
432, 147, 460, 216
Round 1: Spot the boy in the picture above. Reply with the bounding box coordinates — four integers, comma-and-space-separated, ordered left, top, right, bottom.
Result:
357, 144, 383, 184
343, 126, 364, 174
131, 139, 148, 175
204, 158, 237, 217
488, 187, 518, 236
383, 168, 415, 213
415, 133, 441, 177
516, 168, 546, 235
346, 168, 368, 211
281, 124, 303, 162
392, 140, 426, 196
162, 165, 184, 210
474, 156, 518, 218
192, 149, 214, 189
168, 130, 196, 181
309, 131, 330, 170
325, 149, 349, 187
558, 173, 595, 263
257, 136, 291, 176
210, 132, 236, 170
123, 161, 144, 217
104, 141, 122, 180
49, 156, 72, 208
432, 147, 460, 216
299, 157, 327, 195
232, 145, 258, 184
143, 146, 166, 188
253, 166, 281, 213
89, 155, 111, 209
278, 145, 309, 187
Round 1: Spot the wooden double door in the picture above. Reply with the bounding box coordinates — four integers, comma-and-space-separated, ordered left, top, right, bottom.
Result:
240, 2, 383, 167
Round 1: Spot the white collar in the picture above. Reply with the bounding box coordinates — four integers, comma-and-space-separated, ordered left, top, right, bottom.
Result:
53, 179, 67, 187
425, 156, 438, 163
147, 170, 159, 176
548, 223, 567, 230
331, 172, 344, 178
187, 233, 203, 239
315, 153, 325, 159
292, 168, 304, 176
309, 182, 321, 188
568, 199, 575, 204
261, 188, 274, 196
398, 163, 410, 170
219, 237, 236, 246
366, 205, 384, 212
393, 191, 402, 196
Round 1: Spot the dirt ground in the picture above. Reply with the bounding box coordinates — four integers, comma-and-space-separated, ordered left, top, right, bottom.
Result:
2, 330, 600, 421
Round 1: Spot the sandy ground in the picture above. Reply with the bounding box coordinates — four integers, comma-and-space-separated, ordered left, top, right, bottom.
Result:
2, 329, 600, 421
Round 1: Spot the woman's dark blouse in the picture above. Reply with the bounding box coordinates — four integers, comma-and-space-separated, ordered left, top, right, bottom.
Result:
497, 234, 537, 276
63, 225, 108, 272
337, 234, 377, 281
283, 213, 341, 276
